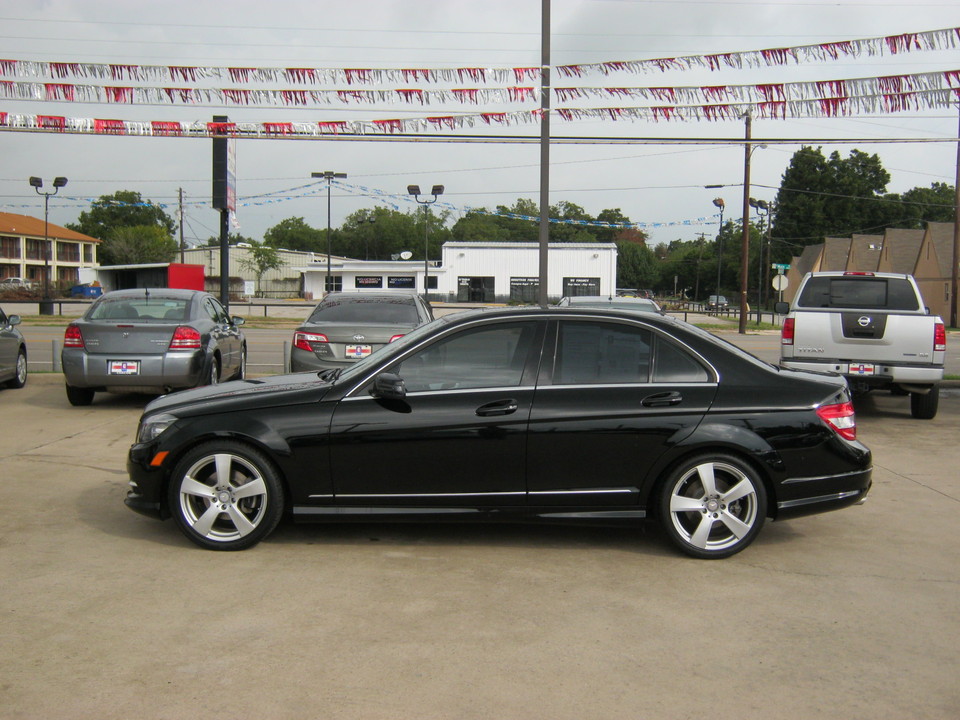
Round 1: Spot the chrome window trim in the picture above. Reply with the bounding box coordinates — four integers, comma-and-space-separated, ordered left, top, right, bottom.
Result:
341, 384, 535, 402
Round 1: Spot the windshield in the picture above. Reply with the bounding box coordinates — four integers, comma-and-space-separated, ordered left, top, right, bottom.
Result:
796, 276, 920, 311
308, 297, 419, 323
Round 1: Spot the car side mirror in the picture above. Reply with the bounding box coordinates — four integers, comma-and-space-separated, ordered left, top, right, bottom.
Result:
232, 316, 245, 326
7, 314, 21, 327
371, 372, 406, 400
773, 301, 790, 314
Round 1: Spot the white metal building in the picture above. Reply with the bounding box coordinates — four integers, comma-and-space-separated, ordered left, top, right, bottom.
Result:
300, 241, 618, 303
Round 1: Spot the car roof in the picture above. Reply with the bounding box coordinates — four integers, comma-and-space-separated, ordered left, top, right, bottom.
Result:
98, 288, 205, 300
320, 292, 419, 303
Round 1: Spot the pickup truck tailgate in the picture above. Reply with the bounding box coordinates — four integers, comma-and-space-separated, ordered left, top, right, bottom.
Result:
788, 311, 942, 364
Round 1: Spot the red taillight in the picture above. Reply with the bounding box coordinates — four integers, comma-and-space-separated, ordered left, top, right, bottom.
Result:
843, 271, 875, 276
934, 322, 946, 352
169, 326, 201, 350
64, 324, 84, 348
388, 334, 405, 343
781, 317, 795, 346
817, 401, 857, 442
294, 331, 328, 352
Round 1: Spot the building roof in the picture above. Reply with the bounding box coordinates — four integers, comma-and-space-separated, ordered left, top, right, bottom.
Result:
880, 228, 924, 274
821, 237, 852, 270
926, 222, 956, 277
0, 212, 101, 243
847, 234, 883, 272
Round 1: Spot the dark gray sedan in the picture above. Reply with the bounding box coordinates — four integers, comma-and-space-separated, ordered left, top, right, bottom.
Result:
290, 291, 434, 372
61, 289, 245, 406
0, 306, 27, 389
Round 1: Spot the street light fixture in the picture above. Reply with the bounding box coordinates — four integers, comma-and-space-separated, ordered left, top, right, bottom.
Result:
312, 171, 346, 295
407, 184, 444, 296
712, 197, 725, 312
749, 198, 770, 324
29, 175, 68, 315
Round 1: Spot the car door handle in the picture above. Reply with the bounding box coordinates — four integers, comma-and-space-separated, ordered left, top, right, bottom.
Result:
641, 391, 683, 407
476, 399, 519, 417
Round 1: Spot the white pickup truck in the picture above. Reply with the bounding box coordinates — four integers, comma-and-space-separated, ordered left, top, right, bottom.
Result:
775, 271, 945, 419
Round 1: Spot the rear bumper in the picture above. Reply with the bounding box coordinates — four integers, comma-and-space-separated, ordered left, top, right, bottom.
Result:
776, 467, 872, 519
779, 359, 942, 385
63, 348, 206, 391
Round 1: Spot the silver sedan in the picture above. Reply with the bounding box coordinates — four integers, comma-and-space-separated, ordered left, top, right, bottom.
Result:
61, 288, 246, 406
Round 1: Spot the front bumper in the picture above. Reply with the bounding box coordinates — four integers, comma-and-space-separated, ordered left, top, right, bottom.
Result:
125, 441, 169, 519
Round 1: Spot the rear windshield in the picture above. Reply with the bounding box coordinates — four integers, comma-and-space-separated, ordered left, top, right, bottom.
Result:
796, 276, 920, 311
87, 296, 189, 321
309, 297, 419, 323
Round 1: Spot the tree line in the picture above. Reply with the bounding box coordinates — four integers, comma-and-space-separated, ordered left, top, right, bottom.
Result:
66, 146, 955, 302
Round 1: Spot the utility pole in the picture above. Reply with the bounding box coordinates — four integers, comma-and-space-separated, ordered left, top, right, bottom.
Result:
178, 187, 185, 263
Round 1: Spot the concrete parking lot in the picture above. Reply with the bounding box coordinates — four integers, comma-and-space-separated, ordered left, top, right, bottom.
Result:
1, 372, 958, 719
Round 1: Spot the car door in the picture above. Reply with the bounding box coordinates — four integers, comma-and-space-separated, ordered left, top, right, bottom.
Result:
327, 318, 544, 507
0, 309, 14, 379
526, 317, 718, 507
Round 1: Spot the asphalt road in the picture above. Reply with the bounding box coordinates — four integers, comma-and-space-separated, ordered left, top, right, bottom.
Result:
1, 373, 958, 718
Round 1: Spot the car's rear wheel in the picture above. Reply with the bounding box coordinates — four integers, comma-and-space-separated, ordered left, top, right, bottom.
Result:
168, 441, 284, 551
910, 385, 939, 420
659, 454, 767, 559
65, 383, 95, 406
7, 349, 27, 388
206, 355, 220, 386
235, 346, 246, 380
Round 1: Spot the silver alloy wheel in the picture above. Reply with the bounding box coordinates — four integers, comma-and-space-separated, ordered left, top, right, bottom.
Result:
209, 357, 220, 385
667, 460, 760, 553
13, 350, 27, 387
177, 452, 269, 543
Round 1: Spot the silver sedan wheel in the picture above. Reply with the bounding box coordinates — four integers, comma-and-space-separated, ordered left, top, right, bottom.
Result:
170, 443, 283, 550
662, 457, 766, 558
10, 350, 27, 388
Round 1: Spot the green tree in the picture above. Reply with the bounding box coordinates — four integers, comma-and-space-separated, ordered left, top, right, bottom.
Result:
203, 233, 257, 247
771, 147, 891, 260
263, 217, 325, 253
888, 182, 957, 228
237, 240, 283, 297
67, 190, 175, 240
616, 241, 659, 290
99, 225, 178, 265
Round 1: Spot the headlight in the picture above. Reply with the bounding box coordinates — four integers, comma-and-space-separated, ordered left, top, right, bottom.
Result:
137, 413, 177, 443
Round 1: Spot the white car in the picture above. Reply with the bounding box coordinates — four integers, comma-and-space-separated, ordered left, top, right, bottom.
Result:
0, 277, 38, 290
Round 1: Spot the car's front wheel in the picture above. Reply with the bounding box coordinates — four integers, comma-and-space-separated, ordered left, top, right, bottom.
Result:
659, 454, 767, 559
168, 441, 284, 550
206, 355, 220, 386
7, 349, 27, 388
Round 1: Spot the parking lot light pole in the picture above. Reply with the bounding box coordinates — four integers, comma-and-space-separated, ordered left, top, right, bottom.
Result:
749, 198, 770, 324
407, 184, 444, 297
712, 197, 725, 312
312, 171, 346, 296
29, 176, 68, 315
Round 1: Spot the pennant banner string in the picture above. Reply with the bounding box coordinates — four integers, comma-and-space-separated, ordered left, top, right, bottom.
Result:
1, 69, 956, 109
2, 87, 956, 138
0, 27, 956, 86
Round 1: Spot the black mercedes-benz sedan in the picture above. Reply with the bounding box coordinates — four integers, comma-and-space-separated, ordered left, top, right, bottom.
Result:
126, 307, 871, 559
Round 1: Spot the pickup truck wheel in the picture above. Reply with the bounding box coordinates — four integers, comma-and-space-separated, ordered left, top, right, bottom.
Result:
910, 386, 939, 420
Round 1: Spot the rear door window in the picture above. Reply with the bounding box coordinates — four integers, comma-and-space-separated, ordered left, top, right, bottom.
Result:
797, 276, 919, 311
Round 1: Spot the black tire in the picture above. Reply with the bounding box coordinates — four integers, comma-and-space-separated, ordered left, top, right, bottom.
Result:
910, 386, 939, 420
235, 346, 247, 381
65, 383, 95, 406
7, 348, 27, 389
206, 355, 220, 386
659, 453, 767, 559
167, 441, 284, 551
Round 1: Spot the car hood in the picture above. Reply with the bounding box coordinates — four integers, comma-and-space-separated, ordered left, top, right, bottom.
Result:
143, 372, 330, 417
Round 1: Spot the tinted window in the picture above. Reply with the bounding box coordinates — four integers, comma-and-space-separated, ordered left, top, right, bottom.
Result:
393, 322, 535, 392
555, 321, 652, 384
310, 297, 419, 323
89, 296, 189, 321
653, 339, 709, 382
797, 277, 920, 311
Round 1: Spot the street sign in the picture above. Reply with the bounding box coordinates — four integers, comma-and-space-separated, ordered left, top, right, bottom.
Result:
771, 263, 790, 273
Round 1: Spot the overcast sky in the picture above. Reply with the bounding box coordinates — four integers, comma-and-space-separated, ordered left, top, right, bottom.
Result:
1, 0, 958, 250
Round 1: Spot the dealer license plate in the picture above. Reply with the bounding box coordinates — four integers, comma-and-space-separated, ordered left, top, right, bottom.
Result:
345, 344, 372, 360
109, 360, 140, 375
848, 362, 875, 375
